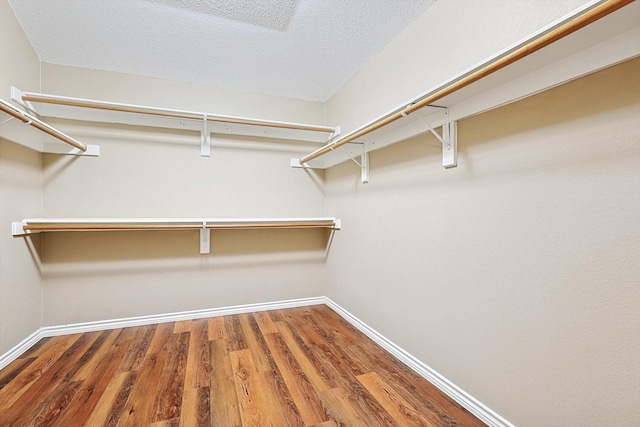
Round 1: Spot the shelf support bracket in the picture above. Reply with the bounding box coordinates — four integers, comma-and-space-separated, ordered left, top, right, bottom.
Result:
338, 144, 369, 184
201, 115, 211, 157
361, 150, 369, 184
418, 109, 457, 168
200, 222, 210, 254
443, 118, 457, 169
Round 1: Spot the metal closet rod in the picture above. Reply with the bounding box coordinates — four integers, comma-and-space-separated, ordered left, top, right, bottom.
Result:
299, 0, 633, 165
0, 98, 87, 151
20, 92, 336, 134
21, 220, 338, 232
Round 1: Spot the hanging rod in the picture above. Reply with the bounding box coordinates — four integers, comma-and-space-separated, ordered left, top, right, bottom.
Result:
12, 218, 341, 255
13, 218, 340, 233
18, 92, 336, 134
0, 98, 87, 151
298, 0, 632, 165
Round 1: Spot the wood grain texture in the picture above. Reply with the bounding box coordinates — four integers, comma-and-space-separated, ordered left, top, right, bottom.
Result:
0, 305, 486, 426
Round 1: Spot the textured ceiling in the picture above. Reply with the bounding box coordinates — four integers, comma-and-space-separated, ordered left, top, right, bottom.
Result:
8, 0, 436, 102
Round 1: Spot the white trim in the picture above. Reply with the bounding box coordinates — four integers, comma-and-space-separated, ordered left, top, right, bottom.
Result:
0, 297, 324, 369
0, 329, 46, 371
324, 297, 515, 427
0, 296, 513, 427
40, 297, 325, 337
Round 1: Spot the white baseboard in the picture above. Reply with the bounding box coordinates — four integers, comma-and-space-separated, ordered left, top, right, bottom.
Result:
0, 296, 324, 370
0, 295, 512, 427
0, 329, 46, 371
324, 297, 515, 427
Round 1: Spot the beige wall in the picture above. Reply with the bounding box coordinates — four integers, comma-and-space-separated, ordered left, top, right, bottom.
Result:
325, 57, 640, 426
39, 65, 328, 326
0, 0, 43, 354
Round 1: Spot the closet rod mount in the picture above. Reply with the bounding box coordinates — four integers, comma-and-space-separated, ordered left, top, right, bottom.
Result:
0, 98, 88, 152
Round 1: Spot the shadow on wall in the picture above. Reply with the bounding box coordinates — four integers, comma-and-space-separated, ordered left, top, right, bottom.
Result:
328, 57, 640, 189
462, 57, 640, 148
37, 228, 332, 278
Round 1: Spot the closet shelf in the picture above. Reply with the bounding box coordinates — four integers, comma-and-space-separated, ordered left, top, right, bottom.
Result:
12, 88, 340, 157
12, 217, 341, 254
294, 0, 639, 172
0, 98, 99, 156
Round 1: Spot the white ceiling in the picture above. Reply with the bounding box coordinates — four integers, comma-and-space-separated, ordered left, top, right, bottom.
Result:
8, 0, 436, 102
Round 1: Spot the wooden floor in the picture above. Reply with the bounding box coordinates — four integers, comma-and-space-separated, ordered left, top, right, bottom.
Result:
0, 305, 486, 426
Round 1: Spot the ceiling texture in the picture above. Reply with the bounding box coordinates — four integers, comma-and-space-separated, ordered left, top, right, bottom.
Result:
8, 0, 436, 102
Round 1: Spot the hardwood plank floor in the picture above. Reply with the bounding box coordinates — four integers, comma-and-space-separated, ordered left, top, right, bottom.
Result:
0, 305, 487, 426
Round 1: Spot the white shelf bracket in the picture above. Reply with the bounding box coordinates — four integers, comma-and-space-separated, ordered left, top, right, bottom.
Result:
443, 119, 457, 169
201, 115, 211, 157
10, 86, 36, 114
329, 125, 341, 142
418, 109, 457, 168
43, 143, 101, 157
12, 222, 28, 236
361, 150, 369, 184
200, 222, 210, 254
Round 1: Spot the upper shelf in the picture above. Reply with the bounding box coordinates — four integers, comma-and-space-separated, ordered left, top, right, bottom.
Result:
13, 88, 339, 145
296, 0, 640, 169
0, 98, 100, 156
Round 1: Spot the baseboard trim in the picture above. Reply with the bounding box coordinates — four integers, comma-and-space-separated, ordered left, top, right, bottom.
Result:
0, 296, 324, 370
324, 297, 515, 427
0, 328, 46, 371
1, 296, 512, 427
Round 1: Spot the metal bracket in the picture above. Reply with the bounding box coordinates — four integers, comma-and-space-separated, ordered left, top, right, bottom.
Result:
10, 87, 37, 114
43, 143, 101, 157
443, 119, 457, 168
12, 222, 29, 236
338, 144, 369, 184
329, 125, 341, 142
200, 222, 210, 254
418, 109, 457, 168
361, 150, 369, 184
201, 115, 211, 157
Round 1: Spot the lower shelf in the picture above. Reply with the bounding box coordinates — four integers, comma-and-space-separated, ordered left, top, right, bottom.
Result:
12, 217, 341, 254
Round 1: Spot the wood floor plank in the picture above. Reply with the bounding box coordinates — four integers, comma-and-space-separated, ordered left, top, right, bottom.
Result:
179, 386, 210, 427
225, 315, 248, 352
0, 305, 487, 427
82, 370, 136, 427
311, 421, 339, 427
238, 313, 273, 372
71, 328, 123, 381
0, 332, 93, 423
184, 318, 210, 389
210, 339, 242, 427
153, 331, 189, 423
24, 379, 82, 427
357, 372, 438, 427
147, 322, 176, 355
54, 329, 134, 426
208, 316, 226, 341
229, 348, 272, 427
319, 386, 398, 427
118, 324, 157, 372
118, 351, 168, 427
259, 361, 305, 426
0, 356, 35, 390
253, 311, 279, 335
173, 320, 192, 334
263, 331, 329, 425
284, 311, 367, 390
0, 333, 82, 411
346, 339, 485, 427
275, 320, 337, 391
